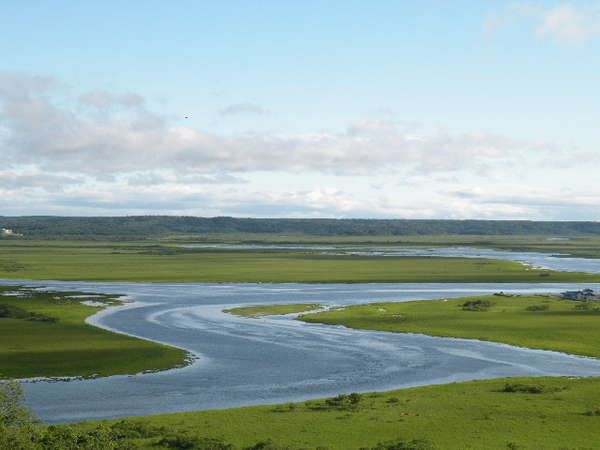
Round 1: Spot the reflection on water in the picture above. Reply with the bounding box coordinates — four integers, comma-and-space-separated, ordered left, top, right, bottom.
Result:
2, 278, 600, 423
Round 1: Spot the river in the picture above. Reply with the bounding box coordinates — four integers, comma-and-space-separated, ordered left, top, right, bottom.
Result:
3, 247, 600, 423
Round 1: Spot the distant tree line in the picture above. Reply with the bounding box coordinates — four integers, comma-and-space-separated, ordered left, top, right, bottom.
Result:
2, 216, 600, 240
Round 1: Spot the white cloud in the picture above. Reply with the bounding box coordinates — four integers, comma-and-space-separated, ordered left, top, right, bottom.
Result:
1, 70, 594, 220
535, 3, 600, 43
0, 170, 83, 192
126, 171, 247, 186
0, 71, 551, 180
79, 91, 145, 109
487, 2, 600, 44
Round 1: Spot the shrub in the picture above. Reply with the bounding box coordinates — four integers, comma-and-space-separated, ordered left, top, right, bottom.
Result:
506, 443, 524, 450
109, 420, 166, 439
367, 438, 435, 449
499, 383, 561, 394
0, 380, 39, 427
525, 304, 549, 311
461, 299, 493, 312
574, 302, 600, 311
583, 408, 600, 416
156, 434, 233, 449
244, 439, 292, 450
348, 393, 362, 405
324, 393, 363, 409
38, 423, 147, 449
0, 304, 57, 323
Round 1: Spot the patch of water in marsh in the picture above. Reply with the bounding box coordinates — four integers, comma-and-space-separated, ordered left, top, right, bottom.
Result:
183, 244, 600, 273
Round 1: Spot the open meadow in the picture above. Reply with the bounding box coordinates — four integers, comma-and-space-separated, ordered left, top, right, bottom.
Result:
2, 240, 600, 283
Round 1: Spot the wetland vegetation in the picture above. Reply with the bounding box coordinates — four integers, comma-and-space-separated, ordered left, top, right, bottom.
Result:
2, 240, 600, 283
0, 286, 188, 379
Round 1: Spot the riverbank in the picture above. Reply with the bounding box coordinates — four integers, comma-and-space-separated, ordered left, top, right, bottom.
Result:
0, 286, 189, 379
300, 293, 600, 359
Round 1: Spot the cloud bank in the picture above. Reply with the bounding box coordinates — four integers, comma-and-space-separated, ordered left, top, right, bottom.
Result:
0, 70, 592, 220
0, 71, 544, 180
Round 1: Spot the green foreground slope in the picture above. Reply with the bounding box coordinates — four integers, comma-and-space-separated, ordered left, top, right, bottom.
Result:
91, 376, 600, 450
0, 286, 188, 378
2, 241, 600, 283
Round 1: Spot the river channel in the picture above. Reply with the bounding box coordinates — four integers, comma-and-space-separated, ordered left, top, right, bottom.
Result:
3, 248, 600, 424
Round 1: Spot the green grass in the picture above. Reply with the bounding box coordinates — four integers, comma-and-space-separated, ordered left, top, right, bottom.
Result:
300, 294, 600, 359
1, 240, 600, 283
224, 303, 324, 318
75, 376, 600, 449
0, 286, 189, 379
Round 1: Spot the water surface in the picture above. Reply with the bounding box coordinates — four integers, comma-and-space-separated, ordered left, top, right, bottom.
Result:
184, 244, 600, 273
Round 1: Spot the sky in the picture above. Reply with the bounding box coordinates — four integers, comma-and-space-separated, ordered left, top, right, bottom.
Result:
1, 0, 600, 219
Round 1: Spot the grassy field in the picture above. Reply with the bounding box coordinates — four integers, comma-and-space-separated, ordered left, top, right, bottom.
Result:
0, 286, 188, 379
64, 376, 600, 449
300, 294, 600, 359
224, 303, 324, 318
1, 240, 600, 283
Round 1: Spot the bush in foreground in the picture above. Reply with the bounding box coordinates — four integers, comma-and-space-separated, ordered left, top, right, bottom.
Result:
461, 299, 493, 312
365, 438, 435, 450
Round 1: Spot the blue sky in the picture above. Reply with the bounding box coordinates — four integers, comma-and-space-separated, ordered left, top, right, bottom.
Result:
1, 1, 600, 219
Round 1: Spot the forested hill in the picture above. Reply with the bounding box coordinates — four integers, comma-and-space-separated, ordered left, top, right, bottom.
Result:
2, 216, 600, 240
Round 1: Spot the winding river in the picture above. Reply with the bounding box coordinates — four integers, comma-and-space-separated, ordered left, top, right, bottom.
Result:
3, 247, 600, 424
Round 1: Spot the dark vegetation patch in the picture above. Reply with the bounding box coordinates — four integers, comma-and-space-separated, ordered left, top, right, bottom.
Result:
367, 438, 435, 450
499, 383, 564, 394
525, 304, 549, 311
461, 299, 493, 311
323, 393, 363, 410
574, 302, 600, 312
0, 260, 25, 272
583, 407, 600, 416
0, 304, 57, 323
